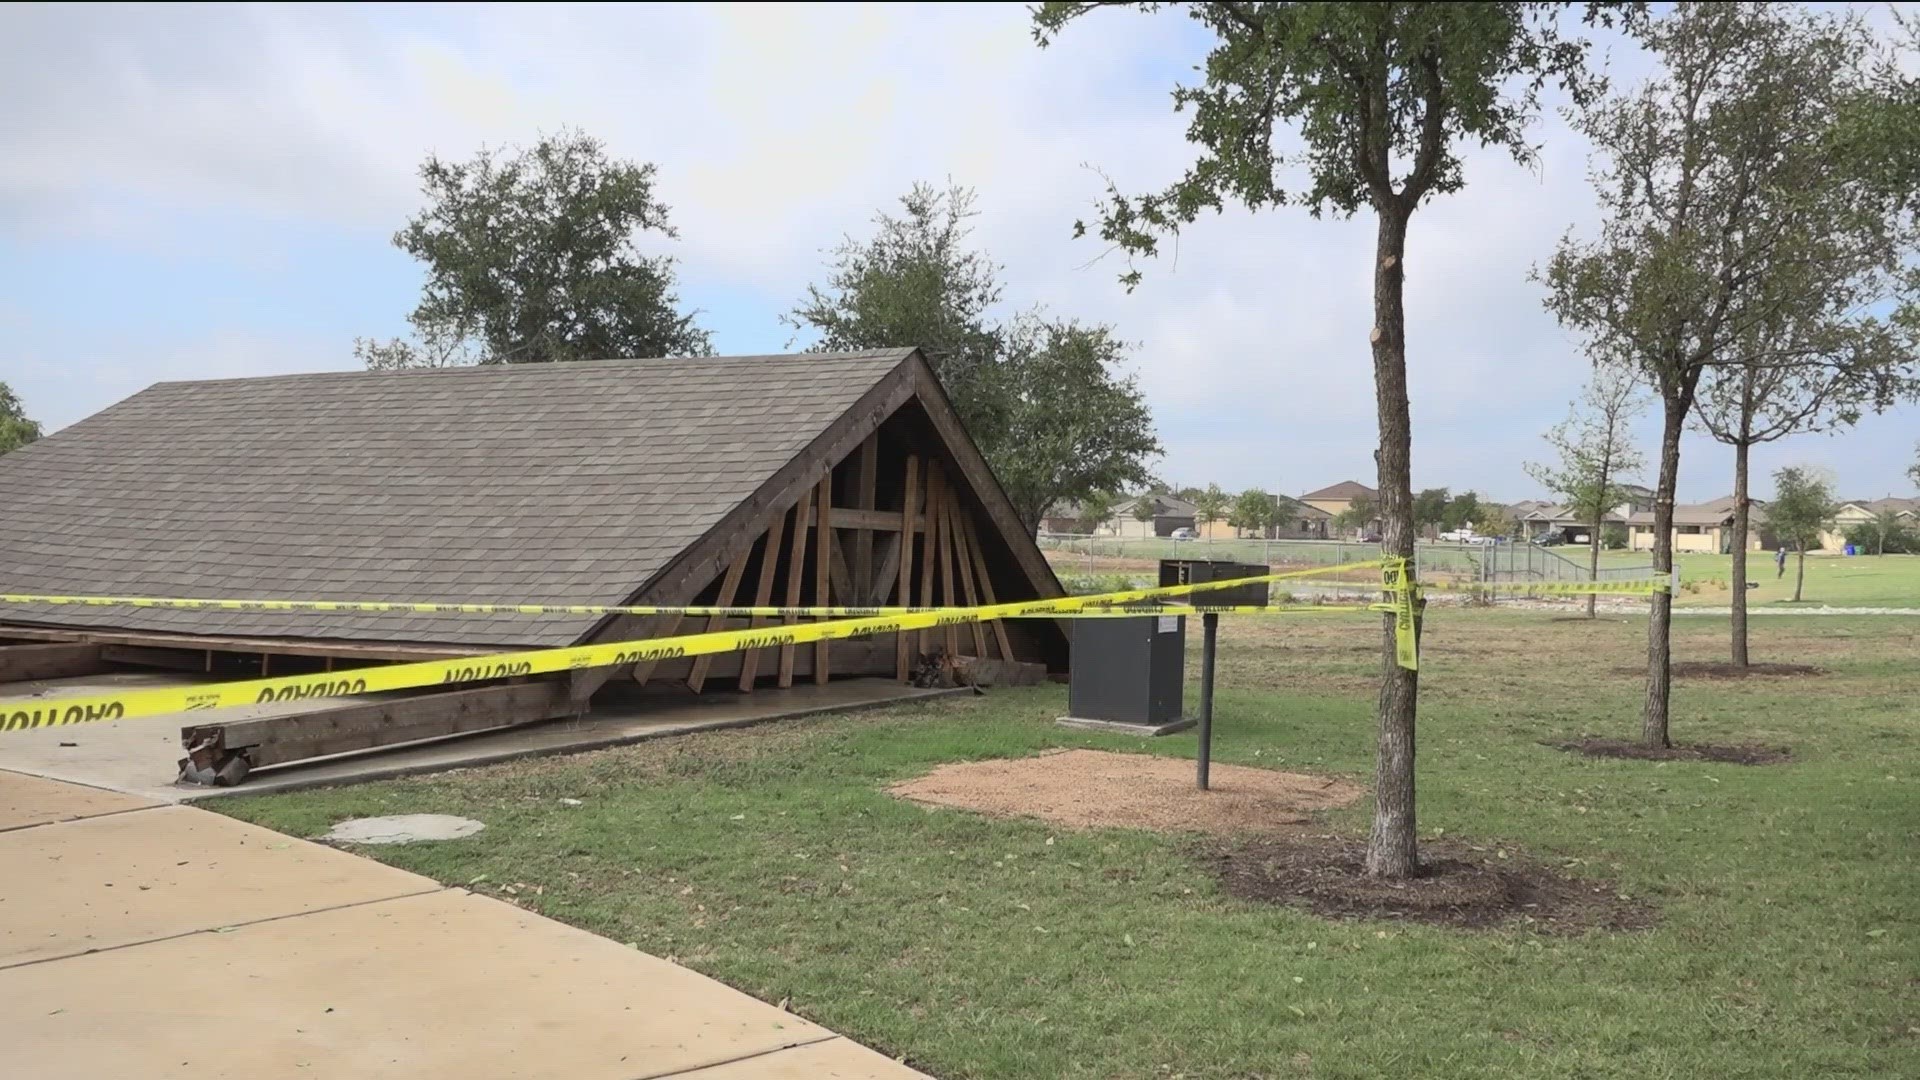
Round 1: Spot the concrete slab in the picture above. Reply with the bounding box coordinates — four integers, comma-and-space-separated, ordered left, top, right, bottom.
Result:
0, 888, 873, 1080
0, 805, 438, 968
0, 769, 157, 832
678, 1036, 926, 1078
0, 673, 962, 803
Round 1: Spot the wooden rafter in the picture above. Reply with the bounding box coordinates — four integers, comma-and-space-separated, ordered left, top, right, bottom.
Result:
915, 461, 938, 659
778, 482, 813, 688
854, 433, 878, 608
813, 474, 833, 686
737, 506, 788, 692
932, 465, 958, 655
687, 544, 751, 694
950, 504, 989, 657
632, 613, 684, 687
963, 513, 1017, 661
896, 454, 920, 680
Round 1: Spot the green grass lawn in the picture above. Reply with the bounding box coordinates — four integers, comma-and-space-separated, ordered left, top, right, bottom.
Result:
217, 611, 1919, 1079
1597, 550, 1920, 607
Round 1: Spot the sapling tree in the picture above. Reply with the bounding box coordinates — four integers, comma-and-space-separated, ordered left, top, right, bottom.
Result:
1768, 467, 1837, 603
1526, 364, 1647, 618
1544, 3, 1917, 747
1036, 1, 1624, 875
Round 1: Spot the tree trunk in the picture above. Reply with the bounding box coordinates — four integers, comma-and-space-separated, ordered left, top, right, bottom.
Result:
1642, 396, 1685, 750
1793, 544, 1806, 602
1364, 205, 1419, 880
1728, 440, 1750, 666
1586, 511, 1602, 619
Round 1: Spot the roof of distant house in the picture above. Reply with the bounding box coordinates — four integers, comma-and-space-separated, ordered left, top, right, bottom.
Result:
1300, 480, 1377, 501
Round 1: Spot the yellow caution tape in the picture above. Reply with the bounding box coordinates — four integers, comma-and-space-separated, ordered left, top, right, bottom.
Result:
0, 561, 1388, 620
1411, 578, 1668, 596
1382, 558, 1418, 671
1, 562, 1387, 730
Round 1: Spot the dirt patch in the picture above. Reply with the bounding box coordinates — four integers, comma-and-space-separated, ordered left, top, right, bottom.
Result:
1609, 661, 1826, 679
888, 748, 1362, 836
1202, 835, 1656, 933
1551, 738, 1791, 765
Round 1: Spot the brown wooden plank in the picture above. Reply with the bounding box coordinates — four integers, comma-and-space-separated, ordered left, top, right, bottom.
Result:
182, 683, 573, 771
738, 507, 788, 692
644, 638, 898, 683
0, 642, 109, 683
632, 613, 684, 687
932, 466, 958, 655
779, 483, 813, 688
915, 462, 938, 659
686, 546, 752, 694
0, 625, 480, 661
828, 507, 918, 532
963, 513, 1017, 661
854, 434, 878, 608
870, 533, 901, 606
828, 543, 857, 603
896, 455, 920, 680
950, 505, 990, 658
98, 644, 216, 673
813, 474, 833, 686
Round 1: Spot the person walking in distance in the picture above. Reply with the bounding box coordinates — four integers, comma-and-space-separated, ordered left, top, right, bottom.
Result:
1775, 546, 1788, 579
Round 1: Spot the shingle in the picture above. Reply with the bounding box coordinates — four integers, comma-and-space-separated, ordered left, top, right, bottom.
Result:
0, 350, 914, 649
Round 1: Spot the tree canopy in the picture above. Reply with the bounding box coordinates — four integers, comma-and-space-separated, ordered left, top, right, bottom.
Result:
0, 381, 42, 455
1230, 487, 1276, 535
790, 183, 1160, 533
1193, 484, 1229, 529
357, 130, 710, 369
1526, 365, 1647, 617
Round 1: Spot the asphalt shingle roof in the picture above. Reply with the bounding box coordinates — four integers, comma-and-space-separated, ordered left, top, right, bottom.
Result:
0, 350, 915, 649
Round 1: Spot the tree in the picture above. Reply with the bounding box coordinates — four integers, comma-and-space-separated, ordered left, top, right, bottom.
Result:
1768, 467, 1836, 602
0, 382, 41, 455
1075, 490, 1119, 534
977, 315, 1161, 532
1130, 494, 1157, 535
1231, 487, 1277, 537
1603, 523, 1630, 550
792, 184, 1160, 534
1334, 493, 1380, 537
1193, 484, 1229, 535
1478, 504, 1518, 540
1525, 365, 1647, 618
1909, 444, 1920, 492
791, 183, 1004, 427
1543, 3, 1917, 748
358, 130, 709, 368
1412, 488, 1451, 537
1846, 512, 1916, 556
1036, 1, 1620, 877
1440, 491, 1484, 533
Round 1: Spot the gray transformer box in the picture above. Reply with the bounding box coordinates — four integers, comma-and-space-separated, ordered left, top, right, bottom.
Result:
1066, 615, 1186, 725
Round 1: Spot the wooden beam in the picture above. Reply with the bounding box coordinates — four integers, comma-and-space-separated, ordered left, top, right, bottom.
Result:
99, 644, 217, 673
915, 461, 938, 660
0, 643, 109, 683
896, 455, 920, 681
687, 545, 752, 694
950, 505, 990, 658
932, 465, 958, 655
963, 513, 1017, 662
632, 613, 684, 687
738, 507, 788, 692
0, 624, 480, 661
644, 638, 898, 683
854, 434, 878, 609
814, 474, 833, 686
779, 482, 812, 688
828, 543, 857, 604
869, 533, 902, 606
825, 507, 921, 533
180, 683, 573, 776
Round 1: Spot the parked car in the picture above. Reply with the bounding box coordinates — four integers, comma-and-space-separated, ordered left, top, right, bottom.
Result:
1531, 533, 1565, 546
1170, 527, 1197, 541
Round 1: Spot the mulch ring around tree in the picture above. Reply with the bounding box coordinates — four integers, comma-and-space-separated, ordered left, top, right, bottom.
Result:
1550, 738, 1791, 765
1609, 661, 1826, 679
1200, 834, 1656, 933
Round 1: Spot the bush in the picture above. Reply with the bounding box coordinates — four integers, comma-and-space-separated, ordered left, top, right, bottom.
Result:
1844, 520, 1918, 555
1602, 524, 1629, 550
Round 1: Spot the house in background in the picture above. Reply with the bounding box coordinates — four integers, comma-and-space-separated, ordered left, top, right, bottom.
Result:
1227, 495, 1332, 540
1097, 493, 1200, 538
1300, 480, 1379, 537
1823, 497, 1919, 550
1624, 495, 1772, 553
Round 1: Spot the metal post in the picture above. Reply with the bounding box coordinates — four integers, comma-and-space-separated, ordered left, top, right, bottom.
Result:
1197, 612, 1218, 791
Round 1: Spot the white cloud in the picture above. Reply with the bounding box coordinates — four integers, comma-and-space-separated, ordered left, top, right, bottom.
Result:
2, 2, 1914, 500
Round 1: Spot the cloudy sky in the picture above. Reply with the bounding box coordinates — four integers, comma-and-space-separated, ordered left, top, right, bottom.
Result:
3, 2, 1914, 503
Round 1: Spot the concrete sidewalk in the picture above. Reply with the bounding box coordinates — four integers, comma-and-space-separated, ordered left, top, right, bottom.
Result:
0, 769, 925, 1080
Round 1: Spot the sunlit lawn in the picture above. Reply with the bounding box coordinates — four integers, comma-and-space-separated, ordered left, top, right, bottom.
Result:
215, 608, 1919, 1078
